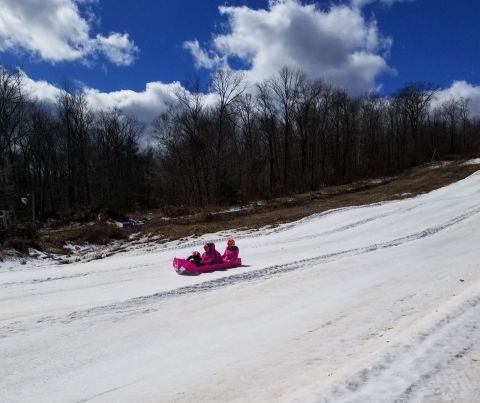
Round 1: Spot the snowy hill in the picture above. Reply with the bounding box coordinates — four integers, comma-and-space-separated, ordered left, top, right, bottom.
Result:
1, 171, 480, 402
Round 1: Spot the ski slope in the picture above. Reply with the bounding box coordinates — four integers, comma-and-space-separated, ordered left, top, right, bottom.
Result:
1, 171, 480, 402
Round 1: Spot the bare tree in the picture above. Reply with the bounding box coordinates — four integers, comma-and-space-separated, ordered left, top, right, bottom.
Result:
0, 68, 26, 211
269, 67, 303, 194
161, 78, 212, 205
256, 81, 279, 196
57, 90, 94, 209
210, 69, 246, 200
295, 78, 323, 191
236, 93, 264, 197
395, 83, 438, 164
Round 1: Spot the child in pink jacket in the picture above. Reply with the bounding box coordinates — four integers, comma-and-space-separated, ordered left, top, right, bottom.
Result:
222, 239, 239, 262
201, 243, 223, 265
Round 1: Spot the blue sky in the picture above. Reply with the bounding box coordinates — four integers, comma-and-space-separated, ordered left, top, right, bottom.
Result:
1, 0, 480, 120
371, 0, 480, 93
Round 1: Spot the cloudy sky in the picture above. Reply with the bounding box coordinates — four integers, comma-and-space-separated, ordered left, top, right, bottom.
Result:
2, 0, 480, 122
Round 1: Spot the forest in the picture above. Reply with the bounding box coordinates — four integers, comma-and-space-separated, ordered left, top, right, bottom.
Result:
0, 67, 479, 227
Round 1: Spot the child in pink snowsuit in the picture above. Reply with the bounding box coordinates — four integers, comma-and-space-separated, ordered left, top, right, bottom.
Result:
201, 243, 223, 265
222, 239, 239, 262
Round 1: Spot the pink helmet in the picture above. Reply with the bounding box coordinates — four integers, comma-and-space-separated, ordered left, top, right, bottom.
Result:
192, 251, 200, 257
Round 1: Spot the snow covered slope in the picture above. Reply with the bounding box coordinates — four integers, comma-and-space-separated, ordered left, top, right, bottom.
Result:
1, 171, 480, 402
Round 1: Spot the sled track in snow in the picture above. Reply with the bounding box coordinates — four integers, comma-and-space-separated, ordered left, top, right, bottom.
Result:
318, 294, 480, 403
113, 203, 480, 303
0, 262, 153, 289
2, 204, 479, 338
1, 272, 90, 287
253, 202, 428, 248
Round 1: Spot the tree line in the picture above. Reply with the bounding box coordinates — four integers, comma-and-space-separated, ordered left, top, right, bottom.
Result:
0, 67, 479, 225
0, 69, 149, 223
157, 68, 479, 205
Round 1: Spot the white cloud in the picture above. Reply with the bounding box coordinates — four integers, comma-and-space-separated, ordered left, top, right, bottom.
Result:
19, 69, 183, 125
185, 0, 393, 94
20, 71, 220, 145
0, 0, 138, 65
183, 40, 221, 69
84, 82, 182, 124
95, 33, 138, 66
21, 71, 62, 104
432, 81, 480, 117
351, 0, 414, 9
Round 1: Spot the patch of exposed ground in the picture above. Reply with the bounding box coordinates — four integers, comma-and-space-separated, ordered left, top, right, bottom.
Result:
134, 160, 480, 241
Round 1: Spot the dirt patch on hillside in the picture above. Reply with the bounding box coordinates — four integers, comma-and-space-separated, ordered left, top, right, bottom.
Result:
17, 159, 480, 255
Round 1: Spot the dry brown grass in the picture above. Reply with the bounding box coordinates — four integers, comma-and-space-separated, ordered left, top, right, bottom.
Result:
37, 223, 129, 254
136, 160, 480, 243
2, 237, 41, 254
73, 224, 129, 245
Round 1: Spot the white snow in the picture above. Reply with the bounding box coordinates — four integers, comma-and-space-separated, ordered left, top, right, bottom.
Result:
426, 161, 455, 169
462, 158, 480, 166
2, 171, 480, 402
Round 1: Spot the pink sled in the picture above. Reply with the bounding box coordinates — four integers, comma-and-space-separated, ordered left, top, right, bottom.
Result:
173, 257, 242, 275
